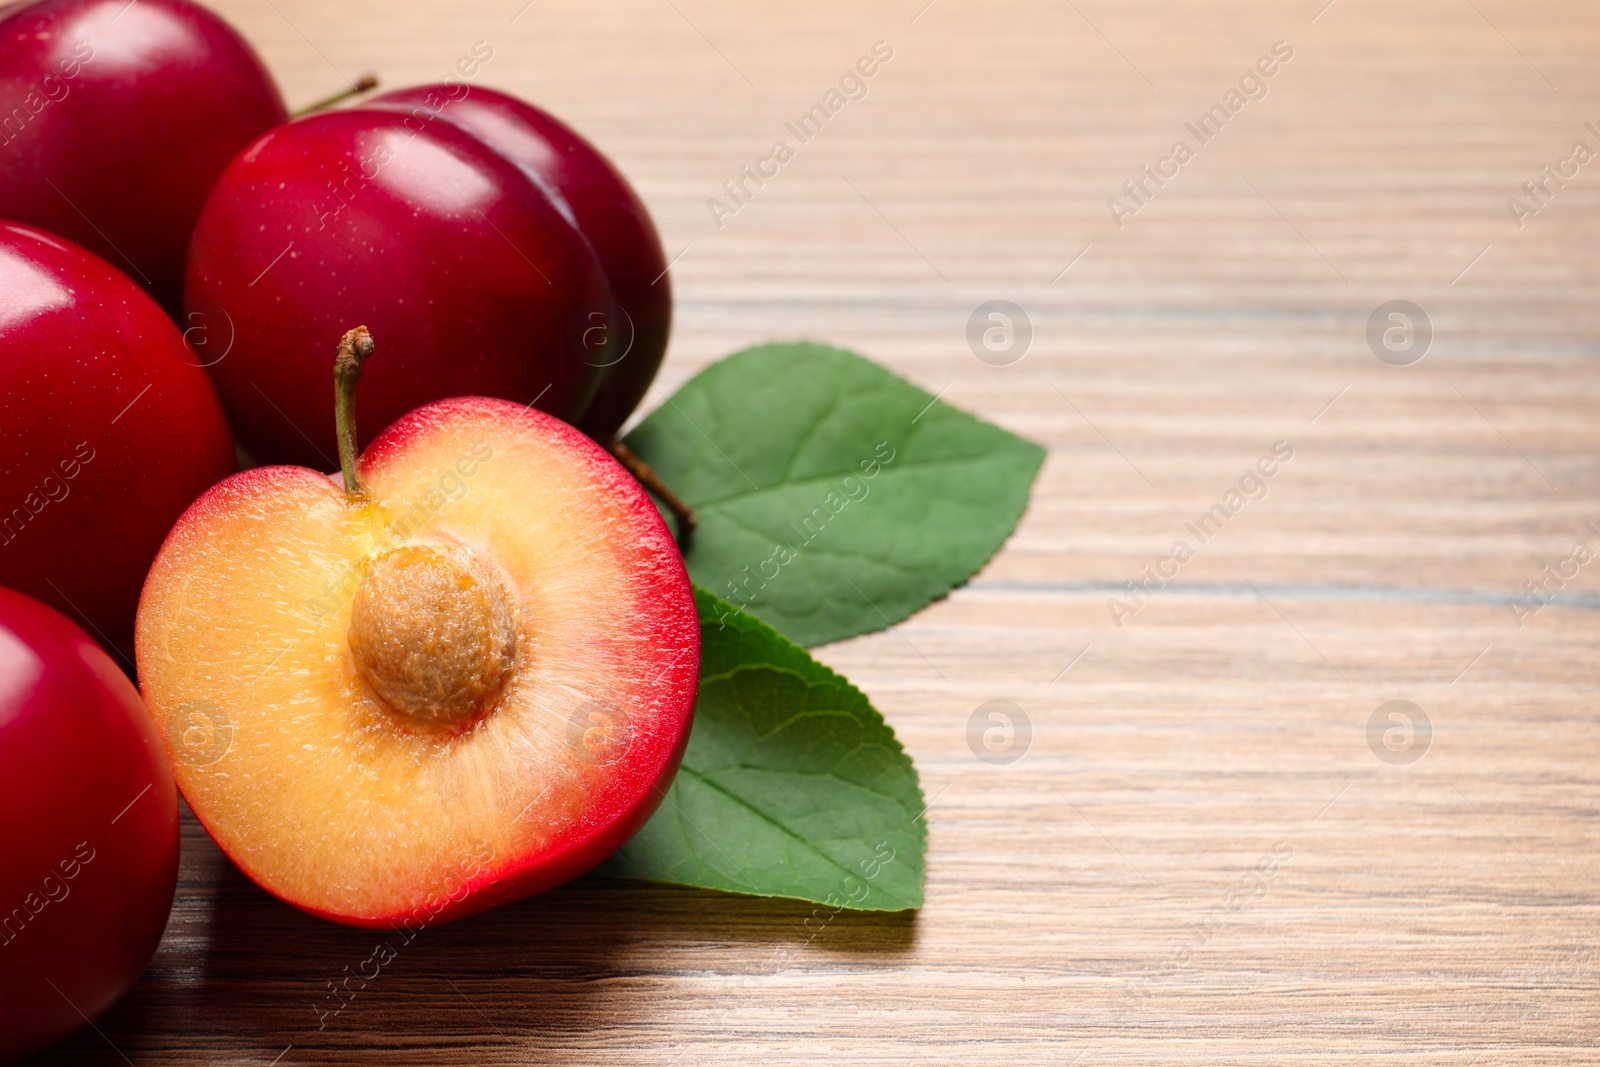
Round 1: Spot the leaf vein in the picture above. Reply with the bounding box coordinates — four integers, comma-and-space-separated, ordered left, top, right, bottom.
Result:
676, 764, 900, 896
685, 449, 1038, 512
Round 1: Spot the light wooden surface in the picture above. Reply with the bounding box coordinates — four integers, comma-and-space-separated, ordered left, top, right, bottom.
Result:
31, 0, 1600, 1063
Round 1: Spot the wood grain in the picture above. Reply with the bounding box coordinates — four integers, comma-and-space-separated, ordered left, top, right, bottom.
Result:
25, 0, 1600, 1063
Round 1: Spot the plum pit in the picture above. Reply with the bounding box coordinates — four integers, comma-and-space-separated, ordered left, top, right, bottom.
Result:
347, 541, 515, 730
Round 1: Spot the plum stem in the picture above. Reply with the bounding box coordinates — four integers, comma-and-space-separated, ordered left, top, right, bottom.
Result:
334, 326, 375, 498
605, 437, 697, 548
292, 73, 380, 119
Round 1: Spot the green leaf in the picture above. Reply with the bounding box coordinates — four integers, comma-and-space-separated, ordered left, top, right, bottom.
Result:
601, 587, 926, 911
624, 341, 1045, 648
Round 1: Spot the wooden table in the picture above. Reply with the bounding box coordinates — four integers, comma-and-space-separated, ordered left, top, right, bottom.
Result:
31, 0, 1600, 1063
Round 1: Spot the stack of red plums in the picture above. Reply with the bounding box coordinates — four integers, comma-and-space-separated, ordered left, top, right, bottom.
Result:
0, 1, 697, 1060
